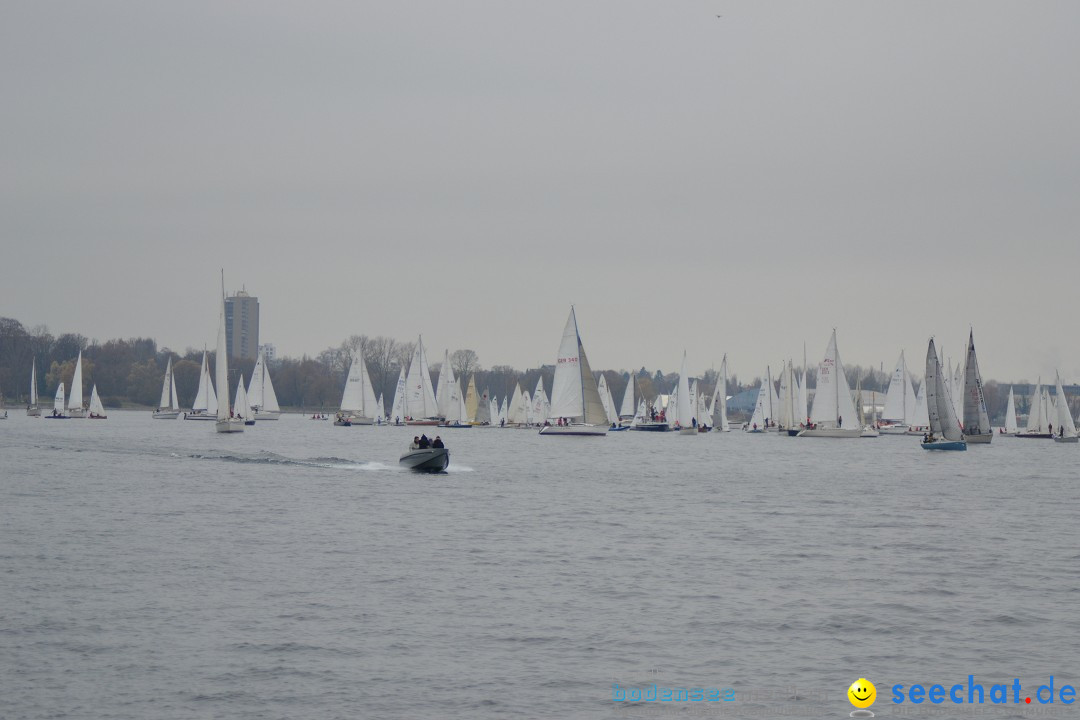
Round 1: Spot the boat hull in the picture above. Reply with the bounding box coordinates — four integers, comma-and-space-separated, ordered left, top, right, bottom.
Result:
963, 433, 993, 444
861, 428, 880, 438
438, 423, 472, 429
26, 407, 41, 417
609, 425, 630, 432
878, 424, 909, 435
797, 427, 862, 438
539, 424, 607, 436
185, 412, 217, 421
253, 410, 280, 421
44, 415, 70, 419
678, 426, 697, 435
215, 418, 245, 433
1016, 432, 1052, 439
68, 408, 86, 418
922, 440, 967, 451
1054, 435, 1079, 443
399, 448, 449, 472
405, 419, 440, 426
630, 422, 670, 432
152, 410, 180, 419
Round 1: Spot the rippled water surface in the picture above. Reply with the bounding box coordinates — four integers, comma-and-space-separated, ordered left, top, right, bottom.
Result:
2, 412, 1078, 719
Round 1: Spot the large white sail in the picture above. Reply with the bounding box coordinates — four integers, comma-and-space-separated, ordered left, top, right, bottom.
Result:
215, 291, 231, 421
809, 330, 859, 429
618, 376, 635, 419
962, 330, 991, 436
926, 338, 963, 441
159, 358, 174, 409
376, 394, 384, 421
435, 350, 457, 419
68, 351, 84, 412
464, 375, 479, 422
912, 379, 929, 429
779, 360, 800, 429
549, 308, 584, 420
404, 337, 439, 419
340, 360, 364, 412
507, 383, 527, 424
30, 362, 38, 406
1005, 387, 1018, 433
597, 375, 616, 424
248, 350, 280, 413
748, 378, 769, 429
89, 385, 105, 417
715, 354, 730, 431
676, 351, 693, 429
234, 377, 252, 421
453, 380, 468, 424
192, 352, 211, 412
882, 352, 909, 422
475, 387, 491, 424
390, 367, 407, 422
1054, 373, 1076, 438
54, 382, 65, 414
1025, 380, 1045, 433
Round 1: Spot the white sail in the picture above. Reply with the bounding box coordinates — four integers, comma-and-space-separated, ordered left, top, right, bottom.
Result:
695, 382, 711, 428
89, 385, 105, 417
748, 379, 769, 429
489, 396, 499, 425
547, 307, 606, 425
54, 382, 65, 413
404, 337, 439, 419
779, 360, 800, 429
340, 360, 365, 412
1025, 380, 1045, 433
619, 376, 635, 419
881, 351, 909, 422
465, 376, 479, 422
376, 394, 385, 421
234, 378, 252, 421
962, 330, 991, 436
532, 377, 549, 424
68, 351, 84, 412
192, 352, 211, 412
522, 390, 533, 425
30, 362, 38, 406
435, 350, 457, 419
597, 375, 615, 424
926, 339, 963, 441
1042, 387, 1053, 431
453, 380, 467, 424
633, 398, 646, 425
215, 290, 231, 421
475, 387, 491, 424
1005, 387, 1018, 433
1055, 373, 1076, 438
911, 379, 929, 429
159, 357, 174, 409
675, 351, 693, 428
768, 366, 779, 424
248, 350, 280, 413
715, 354, 730, 431
809, 330, 859, 429
507, 383, 527, 424
390, 367, 407, 422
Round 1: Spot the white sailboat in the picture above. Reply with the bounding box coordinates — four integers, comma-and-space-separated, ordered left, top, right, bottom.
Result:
186, 351, 218, 420
67, 351, 86, 418
27, 361, 40, 416
1017, 378, 1052, 438
215, 276, 244, 434
1003, 387, 1018, 435
234, 375, 255, 425
48, 381, 68, 418
532, 377, 550, 426
88, 385, 107, 419
464, 375, 480, 424
453, 380, 469, 427
855, 377, 878, 437
713, 354, 730, 432
1053, 373, 1077, 443
507, 383, 529, 426
389, 367, 407, 424
153, 357, 181, 419
880, 351, 916, 434
694, 380, 711, 432
539, 307, 608, 436
746, 375, 770, 433
798, 330, 861, 438
597, 375, 618, 426
778, 360, 801, 436
404, 336, 440, 425
618, 375, 636, 425
961, 330, 992, 443
339, 357, 379, 425
905, 378, 930, 434
675, 351, 696, 435
248, 350, 281, 420
922, 338, 965, 450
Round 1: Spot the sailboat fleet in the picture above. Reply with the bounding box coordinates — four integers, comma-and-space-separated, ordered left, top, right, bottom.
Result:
9, 298, 1079, 448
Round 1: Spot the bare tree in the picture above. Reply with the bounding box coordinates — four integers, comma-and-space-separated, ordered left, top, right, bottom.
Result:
451, 349, 480, 381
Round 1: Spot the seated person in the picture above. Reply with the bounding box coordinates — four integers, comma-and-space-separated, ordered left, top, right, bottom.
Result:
432, 436, 444, 448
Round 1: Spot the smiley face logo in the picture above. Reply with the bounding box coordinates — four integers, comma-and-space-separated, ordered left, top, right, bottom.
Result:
848, 678, 876, 709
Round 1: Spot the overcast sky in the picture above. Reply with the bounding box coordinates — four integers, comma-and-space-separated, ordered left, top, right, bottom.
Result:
3, 1, 1079, 382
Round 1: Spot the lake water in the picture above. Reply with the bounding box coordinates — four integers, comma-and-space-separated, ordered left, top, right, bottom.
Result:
2, 412, 1077, 719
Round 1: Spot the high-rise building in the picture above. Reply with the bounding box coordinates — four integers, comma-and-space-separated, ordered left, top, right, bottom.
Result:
225, 288, 259, 360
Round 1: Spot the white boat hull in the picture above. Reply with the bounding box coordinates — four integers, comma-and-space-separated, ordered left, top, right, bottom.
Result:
678, 426, 697, 435
185, 411, 218, 420
878, 424, 909, 435
68, 408, 86, 418
861, 427, 880, 438
1054, 435, 1079, 443
797, 427, 862, 438
539, 424, 607, 436
963, 433, 993, 444
26, 407, 41, 417
253, 410, 280, 420
215, 418, 245, 433
153, 410, 180, 419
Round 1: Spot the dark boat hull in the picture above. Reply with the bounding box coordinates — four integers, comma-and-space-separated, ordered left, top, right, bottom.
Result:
629, 422, 671, 432
399, 448, 450, 472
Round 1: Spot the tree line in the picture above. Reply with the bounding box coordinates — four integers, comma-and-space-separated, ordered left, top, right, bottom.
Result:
0, 316, 1058, 422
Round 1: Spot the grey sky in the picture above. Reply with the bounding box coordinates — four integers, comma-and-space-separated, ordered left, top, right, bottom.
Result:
3, 1, 1078, 382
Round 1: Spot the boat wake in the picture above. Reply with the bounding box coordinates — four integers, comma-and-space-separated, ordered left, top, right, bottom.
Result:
184, 451, 391, 471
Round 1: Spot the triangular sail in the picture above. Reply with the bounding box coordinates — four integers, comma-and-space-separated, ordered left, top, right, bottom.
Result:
464, 375, 479, 422
507, 383, 526, 424
716, 355, 730, 431
89, 385, 105, 416
578, 339, 607, 425
597, 375, 615, 424
248, 350, 279, 412
1005, 387, 1018, 433
748, 379, 769, 428
962, 330, 991, 435
1025, 380, 1045, 433
882, 352, 909, 422
1055, 372, 1076, 438
532, 377, 549, 424
404, 337, 439, 419
436, 350, 457, 419
159, 358, 174, 409
926, 339, 963, 441
54, 382, 65, 413
618, 376, 635, 419
215, 289, 231, 421
676, 352, 693, 428
30, 362, 38, 405
234, 377, 252, 421
390, 367, 407, 422
68, 351, 84, 411
454, 380, 468, 424
192, 352, 211, 412
475, 387, 491, 424
548, 309, 584, 419
809, 330, 859, 429
340, 360, 365, 412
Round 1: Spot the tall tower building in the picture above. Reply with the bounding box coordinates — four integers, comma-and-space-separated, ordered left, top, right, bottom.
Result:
224, 288, 260, 360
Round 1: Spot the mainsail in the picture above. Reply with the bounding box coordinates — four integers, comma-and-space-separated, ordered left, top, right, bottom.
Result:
404, 337, 439, 419
926, 338, 963, 441
248, 350, 280, 413
547, 307, 606, 425
809, 330, 858, 430
962, 330, 991, 435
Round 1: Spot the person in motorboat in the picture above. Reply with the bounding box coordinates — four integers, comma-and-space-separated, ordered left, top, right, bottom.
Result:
410, 436, 420, 449
432, 436, 445, 448
418, 434, 431, 449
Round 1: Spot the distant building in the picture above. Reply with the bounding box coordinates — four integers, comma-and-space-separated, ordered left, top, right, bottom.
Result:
225, 288, 259, 360
258, 343, 276, 363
